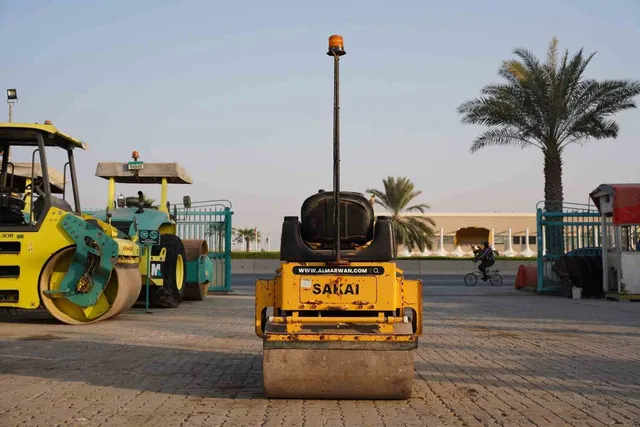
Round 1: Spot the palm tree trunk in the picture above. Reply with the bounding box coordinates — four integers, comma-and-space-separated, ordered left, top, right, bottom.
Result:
245, 239, 250, 252
544, 151, 565, 257
543, 151, 564, 211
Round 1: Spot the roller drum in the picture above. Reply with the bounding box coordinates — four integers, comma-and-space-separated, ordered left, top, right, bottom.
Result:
99, 264, 144, 321
262, 347, 414, 399
181, 239, 210, 301
39, 247, 142, 325
182, 239, 208, 261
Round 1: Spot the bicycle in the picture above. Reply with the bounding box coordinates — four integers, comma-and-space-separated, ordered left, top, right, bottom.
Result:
464, 261, 503, 287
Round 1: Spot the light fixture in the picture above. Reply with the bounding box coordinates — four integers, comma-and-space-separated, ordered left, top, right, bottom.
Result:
327, 35, 346, 56
6, 89, 17, 102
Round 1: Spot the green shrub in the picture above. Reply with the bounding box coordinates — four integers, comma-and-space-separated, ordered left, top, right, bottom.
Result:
231, 251, 280, 259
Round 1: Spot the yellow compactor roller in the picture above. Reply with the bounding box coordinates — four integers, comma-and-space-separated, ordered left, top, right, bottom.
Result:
0, 122, 141, 324
255, 35, 423, 399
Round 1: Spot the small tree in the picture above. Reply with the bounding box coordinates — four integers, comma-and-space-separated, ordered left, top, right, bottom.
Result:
366, 176, 436, 254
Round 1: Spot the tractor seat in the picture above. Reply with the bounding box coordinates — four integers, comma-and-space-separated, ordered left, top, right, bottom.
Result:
33, 195, 73, 222
300, 190, 374, 248
0, 187, 26, 226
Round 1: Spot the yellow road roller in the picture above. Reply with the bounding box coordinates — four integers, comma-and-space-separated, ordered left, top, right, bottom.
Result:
0, 122, 142, 324
254, 36, 423, 399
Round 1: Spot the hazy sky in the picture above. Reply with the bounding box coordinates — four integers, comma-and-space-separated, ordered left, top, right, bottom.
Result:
1, 0, 639, 249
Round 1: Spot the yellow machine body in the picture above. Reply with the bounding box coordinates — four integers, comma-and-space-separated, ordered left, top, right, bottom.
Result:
256, 259, 423, 399
0, 208, 140, 311
0, 122, 143, 324
256, 261, 422, 338
255, 35, 423, 399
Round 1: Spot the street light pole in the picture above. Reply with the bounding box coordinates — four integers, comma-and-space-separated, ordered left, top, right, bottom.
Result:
7, 89, 17, 123
327, 35, 346, 264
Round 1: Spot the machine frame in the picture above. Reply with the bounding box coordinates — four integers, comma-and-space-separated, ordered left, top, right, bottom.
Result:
0, 122, 142, 323
254, 35, 423, 400
89, 153, 213, 305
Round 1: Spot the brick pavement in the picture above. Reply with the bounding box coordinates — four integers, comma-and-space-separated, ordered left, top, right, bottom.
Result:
0, 288, 639, 427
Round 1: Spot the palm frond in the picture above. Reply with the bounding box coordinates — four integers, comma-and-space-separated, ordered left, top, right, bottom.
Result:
470, 128, 542, 153
368, 176, 435, 252
457, 36, 640, 207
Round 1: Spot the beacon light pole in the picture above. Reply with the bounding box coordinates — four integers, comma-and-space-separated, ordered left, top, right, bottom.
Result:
327, 35, 346, 264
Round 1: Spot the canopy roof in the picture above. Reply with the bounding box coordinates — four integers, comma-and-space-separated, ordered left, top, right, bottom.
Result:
3, 161, 66, 193
0, 122, 88, 150
589, 184, 640, 225
95, 162, 192, 184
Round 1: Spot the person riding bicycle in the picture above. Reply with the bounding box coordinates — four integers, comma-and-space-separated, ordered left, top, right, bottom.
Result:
474, 241, 495, 281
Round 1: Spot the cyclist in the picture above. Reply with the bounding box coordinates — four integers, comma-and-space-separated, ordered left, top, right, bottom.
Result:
474, 241, 495, 281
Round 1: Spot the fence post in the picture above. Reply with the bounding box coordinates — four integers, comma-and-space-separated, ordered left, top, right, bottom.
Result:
224, 207, 233, 292
536, 208, 543, 293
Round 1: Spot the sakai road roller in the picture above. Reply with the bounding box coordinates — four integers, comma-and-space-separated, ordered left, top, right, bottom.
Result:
88, 152, 214, 308
254, 35, 423, 399
0, 121, 142, 324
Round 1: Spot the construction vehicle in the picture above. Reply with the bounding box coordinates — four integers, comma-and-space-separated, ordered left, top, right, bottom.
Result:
88, 152, 214, 307
0, 121, 142, 324
254, 35, 423, 399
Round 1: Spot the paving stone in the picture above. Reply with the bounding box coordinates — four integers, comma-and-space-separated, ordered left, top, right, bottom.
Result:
1, 288, 639, 427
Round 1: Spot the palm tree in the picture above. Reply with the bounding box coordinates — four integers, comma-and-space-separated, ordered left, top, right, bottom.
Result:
366, 176, 436, 254
457, 37, 640, 212
205, 222, 226, 252
143, 197, 157, 209
233, 227, 261, 252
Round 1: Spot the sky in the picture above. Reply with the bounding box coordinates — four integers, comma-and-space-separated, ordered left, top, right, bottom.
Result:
1, 0, 639, 250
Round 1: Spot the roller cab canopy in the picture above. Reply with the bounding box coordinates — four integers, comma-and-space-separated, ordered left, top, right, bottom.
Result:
6, 162, 66, 194
0, 122, 88, 150
95, 162, 193, 184
589, 184, 640, 225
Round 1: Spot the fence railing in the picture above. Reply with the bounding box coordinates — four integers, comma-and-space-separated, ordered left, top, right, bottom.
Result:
536, 201, 602, 293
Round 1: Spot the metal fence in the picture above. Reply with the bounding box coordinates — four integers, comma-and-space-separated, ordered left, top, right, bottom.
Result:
174, 201, 233, 293
536, 201, 601, 293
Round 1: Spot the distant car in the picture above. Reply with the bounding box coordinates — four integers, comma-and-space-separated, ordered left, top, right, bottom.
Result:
566, 247, 602, 257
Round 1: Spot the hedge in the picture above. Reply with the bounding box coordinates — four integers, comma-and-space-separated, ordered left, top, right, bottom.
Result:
230, 251, 536, 261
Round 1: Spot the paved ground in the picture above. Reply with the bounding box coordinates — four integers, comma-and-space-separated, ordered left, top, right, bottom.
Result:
1, 275, 639, 427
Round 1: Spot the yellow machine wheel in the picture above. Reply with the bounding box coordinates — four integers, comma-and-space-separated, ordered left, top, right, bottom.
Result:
39, 247, 142, 325
146, 234, 186, 308
176, 254, 184, 291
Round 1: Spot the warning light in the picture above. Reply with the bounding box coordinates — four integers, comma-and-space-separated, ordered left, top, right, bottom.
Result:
327, 35, 346, 56
44, 120, 52, 125
132, 150, 140, 160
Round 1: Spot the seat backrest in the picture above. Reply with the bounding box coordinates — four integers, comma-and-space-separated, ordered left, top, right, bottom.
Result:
300, 190, 374, 248
33, 195, 73, 222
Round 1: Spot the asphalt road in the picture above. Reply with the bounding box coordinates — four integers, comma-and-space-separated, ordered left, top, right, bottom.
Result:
229, 273, 516, 295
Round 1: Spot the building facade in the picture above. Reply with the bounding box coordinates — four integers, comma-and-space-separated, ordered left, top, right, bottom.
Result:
386, 212, 538, 257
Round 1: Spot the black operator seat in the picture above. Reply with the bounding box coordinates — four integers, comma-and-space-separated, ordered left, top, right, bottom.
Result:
33, 194, 73, 223
301, 190, 374, 249
280, 189, 395, 262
